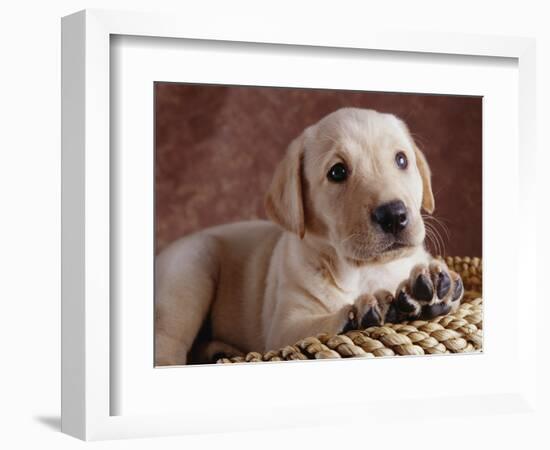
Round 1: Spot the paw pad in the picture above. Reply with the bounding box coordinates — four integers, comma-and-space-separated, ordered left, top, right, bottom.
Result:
360, 306, 382, 328
436, 271, 451, 298
392, 263, 464, 323
412, 273, 433, 301
421, 302, 451, 320
451, 276, 464, 302
396, 290, 418, 313
343, 263, 465, 331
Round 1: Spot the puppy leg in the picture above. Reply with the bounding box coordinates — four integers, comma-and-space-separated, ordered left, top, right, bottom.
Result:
343, 292, 394, 331
385, 259, 464, 323
267, 290, 402, 349
155, 236, 220, 366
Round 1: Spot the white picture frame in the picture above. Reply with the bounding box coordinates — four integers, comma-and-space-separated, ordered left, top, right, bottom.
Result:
61, 9, 538, 441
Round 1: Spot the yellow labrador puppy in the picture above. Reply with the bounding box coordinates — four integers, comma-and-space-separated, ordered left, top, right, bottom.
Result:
155, 108, 464, 366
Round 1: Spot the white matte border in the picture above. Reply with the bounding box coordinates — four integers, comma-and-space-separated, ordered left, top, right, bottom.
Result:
61, 9, 538, 441
111, 35, 518, 417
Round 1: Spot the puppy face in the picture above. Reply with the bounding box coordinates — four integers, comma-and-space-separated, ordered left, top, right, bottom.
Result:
265, 108, 434, 264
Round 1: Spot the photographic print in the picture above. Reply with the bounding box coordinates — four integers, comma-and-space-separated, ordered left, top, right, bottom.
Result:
154, 84, 482, 366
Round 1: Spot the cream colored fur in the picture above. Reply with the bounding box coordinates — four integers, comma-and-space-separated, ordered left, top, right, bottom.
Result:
155, 108, 437, 366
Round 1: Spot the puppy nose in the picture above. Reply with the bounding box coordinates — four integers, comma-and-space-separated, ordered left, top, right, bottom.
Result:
372, 200, 408, 235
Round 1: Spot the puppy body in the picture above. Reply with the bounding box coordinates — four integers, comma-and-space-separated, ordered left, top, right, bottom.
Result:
156, 220, 429, 365
155, 108, 459, 366
260, 225, 430, 350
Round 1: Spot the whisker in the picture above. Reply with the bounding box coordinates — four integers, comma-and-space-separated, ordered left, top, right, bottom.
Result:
423, 224, 435, 252
424, 228, 436, 254
427, 228, 441, 257
433, 225, 446, 257
425, 222, 444, 257
422, 213, 450, 257
424, 214, 450, 240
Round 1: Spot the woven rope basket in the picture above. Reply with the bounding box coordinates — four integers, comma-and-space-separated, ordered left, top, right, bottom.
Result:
217, 256, 482, 363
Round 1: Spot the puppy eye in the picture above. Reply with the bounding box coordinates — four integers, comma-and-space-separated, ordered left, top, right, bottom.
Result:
395, 151, 408, 169
327, 162, 348, 183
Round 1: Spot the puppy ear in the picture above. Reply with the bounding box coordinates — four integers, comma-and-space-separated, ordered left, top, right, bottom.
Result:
413, 144, 435, 213
264, 134, 305, 238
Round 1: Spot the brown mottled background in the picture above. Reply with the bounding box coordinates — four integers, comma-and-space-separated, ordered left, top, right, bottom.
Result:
155, 84, 482, 257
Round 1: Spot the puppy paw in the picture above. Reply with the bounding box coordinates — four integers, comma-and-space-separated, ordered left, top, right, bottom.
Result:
389, 260, 464, 322
342, 294, 388, 332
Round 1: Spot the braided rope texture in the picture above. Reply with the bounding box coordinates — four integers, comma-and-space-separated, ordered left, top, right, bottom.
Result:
217, 256, 482, 363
